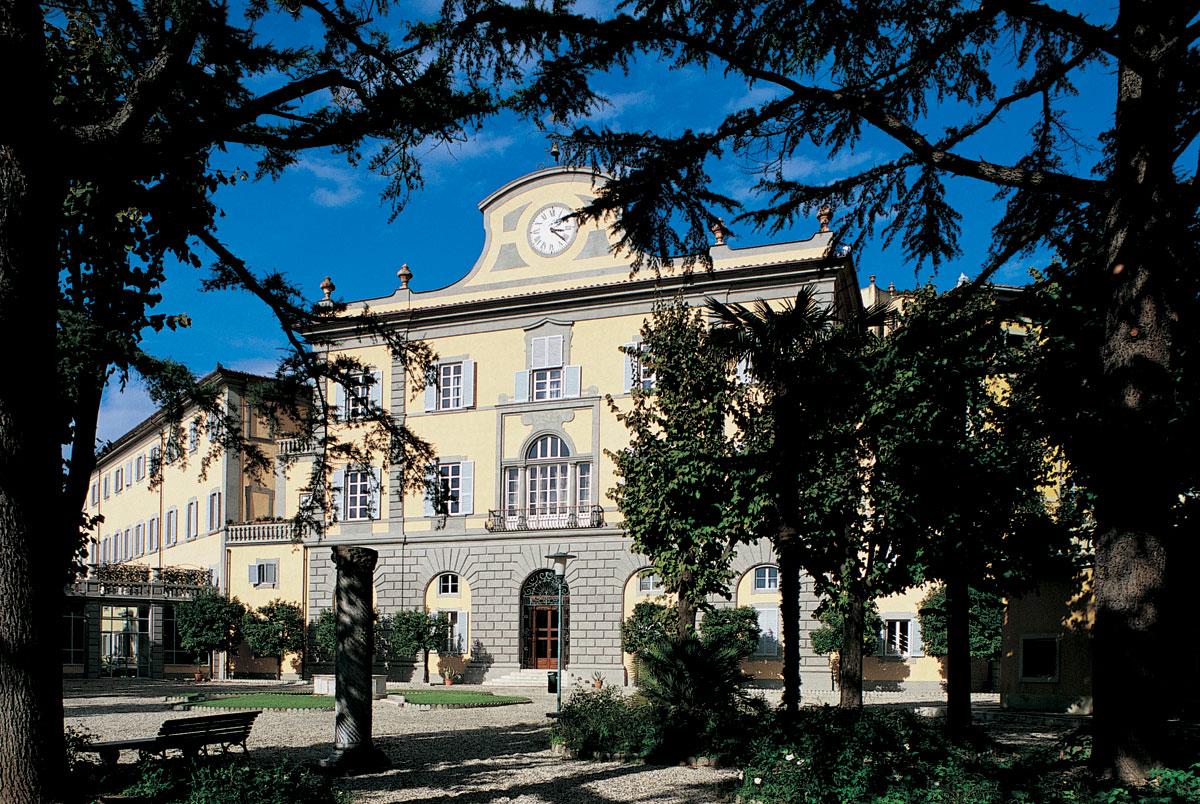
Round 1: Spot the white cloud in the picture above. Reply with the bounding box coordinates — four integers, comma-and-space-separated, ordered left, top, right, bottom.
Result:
96, 377, 157, 446
423, 132, 516, 165
725, 85, 785, 113
297, 158, 365, 208
582, 90, 654, 125
782, 149, 881, 181
225, 356, 282, 377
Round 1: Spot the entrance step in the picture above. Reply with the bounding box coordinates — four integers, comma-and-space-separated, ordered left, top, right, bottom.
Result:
481, 668, 555, 688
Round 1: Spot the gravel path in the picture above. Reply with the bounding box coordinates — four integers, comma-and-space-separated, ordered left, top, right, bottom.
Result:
64, 680, 740, 803
64, 681, 1037, 802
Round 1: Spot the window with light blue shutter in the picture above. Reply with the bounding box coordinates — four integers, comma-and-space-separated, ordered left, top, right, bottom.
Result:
514, 371, 530, 402
422, 464, 437, 516
462, 360, 476, 408
563, 366, 581, 398
424, 376, 437, 412
368, 467, 381, 520
334, 382, 346, 421
622, 342, 637, 393
459, 461, 474, 515
370, 370, 383, 411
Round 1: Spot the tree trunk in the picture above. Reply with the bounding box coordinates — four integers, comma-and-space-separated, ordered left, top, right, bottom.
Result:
0, 0, 64, 798
944, 571, 971, 736
838, 589, 864, 709
422, 648, 429, 684
676, 568, 697, 639
777, 536, 802, 716
1089, 2, 1186, 782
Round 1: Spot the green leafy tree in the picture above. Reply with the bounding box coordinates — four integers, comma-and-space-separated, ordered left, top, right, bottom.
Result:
241, 600, 306, 680
697, 606, 761, 661
810, 602, 884, 658
306, 608, 338, 666
0, 0, 592, 794
608, 298, 767, 636
386, 609, 448, 684
175, 589, 246, 677
869, 286, 1074, 733
708, 288, 913, 712
916, 585, 1004, 660
621, 601, 674, 658
459, 0, 1200, 781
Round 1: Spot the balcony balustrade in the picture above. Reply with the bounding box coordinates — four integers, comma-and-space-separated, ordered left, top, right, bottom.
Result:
276, 437, 315, 456
225, 521, 299, 544
486, 504, 605, 532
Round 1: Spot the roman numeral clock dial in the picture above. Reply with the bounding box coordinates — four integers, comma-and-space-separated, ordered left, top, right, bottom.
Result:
527, 204, 579, 257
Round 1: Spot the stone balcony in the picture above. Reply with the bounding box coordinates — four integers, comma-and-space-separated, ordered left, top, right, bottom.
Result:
225, 521, 300, 544
67, 565, 212, 601
276, 436, 315, 456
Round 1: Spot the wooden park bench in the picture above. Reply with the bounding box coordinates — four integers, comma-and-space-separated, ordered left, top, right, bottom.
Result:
84, 710, 261, 766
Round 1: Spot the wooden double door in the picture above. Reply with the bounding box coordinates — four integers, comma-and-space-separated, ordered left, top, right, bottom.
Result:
528, 606, 560, 669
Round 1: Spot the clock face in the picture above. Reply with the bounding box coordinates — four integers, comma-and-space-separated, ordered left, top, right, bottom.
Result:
528, 204, 579, 257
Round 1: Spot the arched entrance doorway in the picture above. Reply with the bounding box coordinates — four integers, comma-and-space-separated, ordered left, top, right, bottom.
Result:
521, 569, 569, 669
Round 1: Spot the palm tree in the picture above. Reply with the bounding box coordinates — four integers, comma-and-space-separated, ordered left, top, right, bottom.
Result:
706, 287, 839, 716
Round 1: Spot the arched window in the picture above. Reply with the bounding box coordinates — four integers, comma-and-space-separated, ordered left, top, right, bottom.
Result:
498, 434, 595, 529
438, 573, 460, 595
527, 435, 569, 459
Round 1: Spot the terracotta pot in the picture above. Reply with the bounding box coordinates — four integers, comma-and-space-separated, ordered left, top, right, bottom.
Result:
443, 676, 453, 686
193, 671, 204, 683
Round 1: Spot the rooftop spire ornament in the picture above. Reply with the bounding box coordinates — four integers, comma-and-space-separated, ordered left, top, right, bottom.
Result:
319, 276, 335, 307
550, 140, 560, 164
710, 218, 730, 245
817, 206, 833, 232
397, 263, 413, 290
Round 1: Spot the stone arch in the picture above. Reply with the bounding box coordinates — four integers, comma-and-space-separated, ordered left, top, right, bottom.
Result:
519, 567, 570, 669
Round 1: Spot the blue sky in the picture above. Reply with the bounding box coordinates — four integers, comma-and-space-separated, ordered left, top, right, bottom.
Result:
95, 2, 1117, 443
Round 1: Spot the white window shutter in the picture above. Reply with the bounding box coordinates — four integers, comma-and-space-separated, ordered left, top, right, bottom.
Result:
462, 360, 476, 408
249, 564, 259, 585
334, 383, 346, 421
514, 371, 530, 402
563, 366, 581, 398
622, 342, 637, 392
876, 625, 887, 657
756, 607, 780, 656
424, 372, 437, 412
368, 467, 381, 520
423, 464, 436, 516
460, 461, 474, 515
457, 610, 469, 653
910, 618, 923, 657
532, 337, 547, 369
125, 460, 134, 487
332, 471, 345, 522
371, 369, 383, 411
266, 562, 277, 585
547, 335, 564, 367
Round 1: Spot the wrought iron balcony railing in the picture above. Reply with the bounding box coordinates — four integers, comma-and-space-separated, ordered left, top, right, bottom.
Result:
486, 504, 605, 532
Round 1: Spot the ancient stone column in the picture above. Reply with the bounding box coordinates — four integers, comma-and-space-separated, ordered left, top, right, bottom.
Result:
319, 545, 389, 772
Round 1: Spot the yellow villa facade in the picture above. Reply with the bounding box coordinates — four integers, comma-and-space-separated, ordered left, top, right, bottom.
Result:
288, 166, 940, 690
68, 367, 307, 679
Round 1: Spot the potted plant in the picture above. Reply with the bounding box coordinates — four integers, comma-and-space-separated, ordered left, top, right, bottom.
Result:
592, 671, 604, 690
441, 668, 461, 686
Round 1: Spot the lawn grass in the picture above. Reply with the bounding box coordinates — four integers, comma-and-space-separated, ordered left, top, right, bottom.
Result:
394, 689, 530, 707
190, 692, 335, 710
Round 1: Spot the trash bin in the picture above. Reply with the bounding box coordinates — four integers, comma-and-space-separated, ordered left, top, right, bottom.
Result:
547, 670, 558, 693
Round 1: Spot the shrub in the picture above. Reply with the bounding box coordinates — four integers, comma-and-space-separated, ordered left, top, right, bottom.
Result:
636, 633, 767, 763
305, 608, 337, 665
242, 600, 305, 679
736, 708, 991, 803
122, 756, 338, 803
175, 589, 246, 668
551, 686, 659, 759
698, 606, 761, 660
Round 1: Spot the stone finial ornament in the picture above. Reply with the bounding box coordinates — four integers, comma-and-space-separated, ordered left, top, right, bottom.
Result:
818, 206, 833, 232
710, 218, 730, 245
320, 275, 335, 304
397, 263, 413, 290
